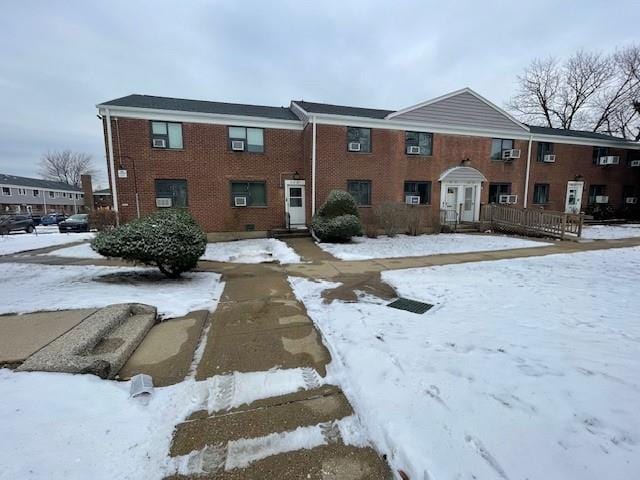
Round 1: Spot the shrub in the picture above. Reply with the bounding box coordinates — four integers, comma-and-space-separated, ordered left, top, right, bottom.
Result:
364, 222, 379, 238
89, 209, 117, 231
312, 190, 362, 243
91, 209, 207, 278
317, 190, 359, 218
312, 214, 362, 243
406, 206, 423, 236
584, 203, 616, 220
375, 202, 407, 237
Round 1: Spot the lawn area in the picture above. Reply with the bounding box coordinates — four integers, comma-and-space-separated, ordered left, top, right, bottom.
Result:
316, 233, 551, 260
291, 247, 640, 480
0, 226, 93, 255
582, 223, 640, 239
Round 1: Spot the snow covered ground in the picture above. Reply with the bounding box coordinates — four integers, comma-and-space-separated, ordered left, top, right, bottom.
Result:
45, 242, 104, 259
0, 263, 223, 318
0, 367, 324, 480
582, 223, 640, 239
0, 227, 93, 256
291, 247, 640, 480
200, 238, 301, 264
317, 233, 551, 260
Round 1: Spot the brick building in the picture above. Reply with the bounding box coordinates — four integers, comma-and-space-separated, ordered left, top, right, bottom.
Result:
97, 88, 640, 234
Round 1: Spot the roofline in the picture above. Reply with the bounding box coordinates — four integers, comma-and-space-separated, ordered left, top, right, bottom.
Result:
386, 87, 530, 132
289, 101, 309, 123
0, 183, 82, 194
96, 104, 304, 130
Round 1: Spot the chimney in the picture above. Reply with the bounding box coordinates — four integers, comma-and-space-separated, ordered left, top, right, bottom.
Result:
81, 174, 94, 212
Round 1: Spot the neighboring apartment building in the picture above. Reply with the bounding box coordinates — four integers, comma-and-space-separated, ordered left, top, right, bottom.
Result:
0, 173, 85, 215
97, 88, 640, 233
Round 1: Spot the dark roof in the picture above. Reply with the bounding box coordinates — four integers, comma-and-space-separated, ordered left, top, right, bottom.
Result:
528, 125, 636, 144
293, 100, 394, 119
0, 173, 80, 192
99, 94, 299, 121
93, 188, 111, 195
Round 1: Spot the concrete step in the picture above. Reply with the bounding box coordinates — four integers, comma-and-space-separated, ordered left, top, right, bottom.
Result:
18, 303, 156, 378
269, 228, 311, 239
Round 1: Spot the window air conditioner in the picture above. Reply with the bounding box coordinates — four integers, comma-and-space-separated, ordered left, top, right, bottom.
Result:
231, 140, 245, 151
406, 146, 421, 155
595, 196, 609, 203
152, 138, 166, 148
348, 142, 361, 152
405, 195, 421, 205
502, 149, 521, 160
543, 154, 556, 163
234, 196, 248, 207
499, 194, 518, 204
155, 197, 172, 207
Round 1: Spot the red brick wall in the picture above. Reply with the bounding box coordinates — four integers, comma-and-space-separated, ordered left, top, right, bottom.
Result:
106, 117, 304, 232
528, 143, 640, 211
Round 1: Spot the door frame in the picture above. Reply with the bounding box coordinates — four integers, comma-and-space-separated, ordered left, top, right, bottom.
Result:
564, 181, 584, 214
284, 179, 306, 229
440, 181, 482, 222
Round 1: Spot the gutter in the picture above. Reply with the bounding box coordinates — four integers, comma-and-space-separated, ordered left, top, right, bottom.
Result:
311, 115, 317, 216
105, 108, 120, 225
523, 135, 533, 209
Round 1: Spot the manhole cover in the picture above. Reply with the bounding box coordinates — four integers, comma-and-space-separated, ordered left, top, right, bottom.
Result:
387, 297, 433, 314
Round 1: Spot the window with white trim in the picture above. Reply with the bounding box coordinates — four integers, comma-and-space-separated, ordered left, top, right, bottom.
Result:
151, 121, 183, 149
1, 187, 10, 196
228, 127, 264, 153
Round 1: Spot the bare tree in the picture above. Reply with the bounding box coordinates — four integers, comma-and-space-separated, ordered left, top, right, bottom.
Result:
508, 45, 640, 140
39, 150, 96, 188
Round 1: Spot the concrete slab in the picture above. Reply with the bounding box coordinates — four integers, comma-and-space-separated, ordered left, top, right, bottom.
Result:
0, 309, 96, 364
282, 237, 338, 263
118, 311, 208, 386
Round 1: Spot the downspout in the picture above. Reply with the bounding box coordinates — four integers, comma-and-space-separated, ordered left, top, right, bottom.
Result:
105, 108, 120, 225
311, 115, 317, 216
523, 135, 533, 209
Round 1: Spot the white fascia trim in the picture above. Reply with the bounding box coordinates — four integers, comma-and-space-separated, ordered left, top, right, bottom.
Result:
386, 87, 530, 132
531, 133, 640, 149
96, 105, 304, 131
0, 184, 81, 195
312, 113, 534, 140
289, 101, 309, 124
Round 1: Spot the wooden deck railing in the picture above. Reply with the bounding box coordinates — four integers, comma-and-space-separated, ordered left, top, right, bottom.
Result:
480, 204, 583, 240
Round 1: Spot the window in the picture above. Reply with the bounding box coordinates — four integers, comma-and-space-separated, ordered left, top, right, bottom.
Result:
33, 189, 39, 197
588, 185, 606, 204
155, 179, 188, 207
536, 142, 554, 162
17, 188, 27, 195
347, 127, 371, 153
592, 146, 609, 164
623, 185, 636, 200
230, 181, 267, 206
228, 127, 264, 153
151, 121, 183, 149
347, 180, 372, 206
488, 183, 511, 203
533, 184, 550, 204
405, 132, 433, 156
490, 138, 514, 160
48, 191, 55, 198
404, 181, 431, 205
1, 187, 10, 196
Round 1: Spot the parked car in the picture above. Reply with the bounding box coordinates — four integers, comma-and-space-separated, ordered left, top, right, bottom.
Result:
41, 213, 67, 225
0, 215, 35, 235
58, 214, 90, 233
29, 214, 42, 226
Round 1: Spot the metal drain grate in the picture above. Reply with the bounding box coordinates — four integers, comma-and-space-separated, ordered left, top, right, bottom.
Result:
387, 297, 434, 314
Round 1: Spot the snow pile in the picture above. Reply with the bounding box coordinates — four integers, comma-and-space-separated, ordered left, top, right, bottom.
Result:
0, 263, 223, 318
0, 367, 324, 479
201, 238, 301, 264
582, 224, 640, 239
0, 230, 94, 256
317, 233, 550, 260
290, 247, 640, 480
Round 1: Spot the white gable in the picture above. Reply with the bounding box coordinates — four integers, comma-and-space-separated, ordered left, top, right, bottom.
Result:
388, 88, 528, 134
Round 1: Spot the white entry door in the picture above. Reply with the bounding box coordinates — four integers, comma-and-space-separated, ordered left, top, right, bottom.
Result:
285, 180, 306, 228
565, 181, 584, 214
441, 183, 481, 222
461, 186, 475, 222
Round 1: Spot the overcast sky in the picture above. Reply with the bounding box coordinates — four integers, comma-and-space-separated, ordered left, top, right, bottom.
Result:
0, 0, 637, 187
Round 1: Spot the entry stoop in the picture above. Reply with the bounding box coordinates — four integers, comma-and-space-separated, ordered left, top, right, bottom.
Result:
269, 227, 311, 239
18, 303, 156, 378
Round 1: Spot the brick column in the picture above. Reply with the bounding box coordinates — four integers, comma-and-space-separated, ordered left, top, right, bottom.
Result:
81, 174, 94, 212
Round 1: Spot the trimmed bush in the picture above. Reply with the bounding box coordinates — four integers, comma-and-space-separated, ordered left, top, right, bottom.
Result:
312, 214, 362, 243
91, 209, 207, 278
312, 190, 362, 243
89, 209, 117, 231
375, 202, 408, 237
317, 190, 359, 218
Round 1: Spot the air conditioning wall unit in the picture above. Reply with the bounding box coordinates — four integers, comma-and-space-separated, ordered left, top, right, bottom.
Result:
348, 142, 361, 152
625, 197, 638, 204
502, 149, 521, 160
595, 195, 609, 204
152, 138, 166, 148
155, 197, 172, 207
406, 146, 421, 155
598, 156, 619, 165
231, 140, 245, 151
234, 196, 247, 207
630, 160, 640, 167
499, 194, 518, 204
543, 154, 556, 163
405, 195, 421, 205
